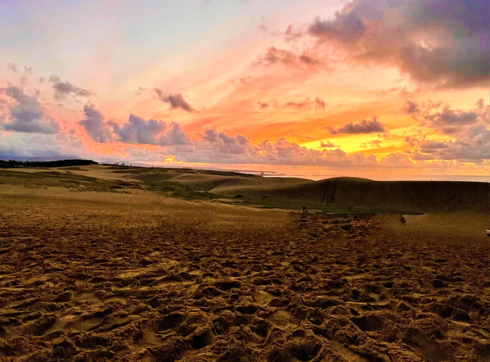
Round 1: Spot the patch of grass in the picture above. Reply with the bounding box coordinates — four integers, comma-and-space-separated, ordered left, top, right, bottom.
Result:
113, 166, 257, 178
118, 181, 134, 186
0, 170, 141, 193
60, 166, 84, 171
128, 169, 378, 212
235, 197, 380, 215
197, 169, 257, 178
144, 180, 217, 200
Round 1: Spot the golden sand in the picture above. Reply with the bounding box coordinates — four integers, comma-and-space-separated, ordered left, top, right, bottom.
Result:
0, 167, 489, 361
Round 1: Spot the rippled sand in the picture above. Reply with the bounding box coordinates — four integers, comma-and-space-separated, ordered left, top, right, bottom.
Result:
0, 186, 489, 362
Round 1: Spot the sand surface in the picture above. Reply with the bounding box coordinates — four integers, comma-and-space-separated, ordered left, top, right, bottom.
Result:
0, 178, 489, 361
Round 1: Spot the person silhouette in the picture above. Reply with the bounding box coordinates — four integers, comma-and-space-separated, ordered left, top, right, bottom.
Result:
486, 227, 490, 237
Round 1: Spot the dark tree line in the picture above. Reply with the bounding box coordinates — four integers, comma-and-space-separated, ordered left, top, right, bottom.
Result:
0, 159, 98, 168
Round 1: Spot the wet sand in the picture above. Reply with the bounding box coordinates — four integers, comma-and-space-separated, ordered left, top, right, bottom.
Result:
0, 186, 489, 361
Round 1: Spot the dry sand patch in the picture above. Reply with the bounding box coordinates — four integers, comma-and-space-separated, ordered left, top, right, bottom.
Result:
0, 186, 489, 361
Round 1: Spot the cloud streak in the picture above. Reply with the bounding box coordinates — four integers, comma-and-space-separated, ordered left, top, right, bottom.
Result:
254, 47, 325, 70
284, 97, 326, 110
50, 76, 92, 100
154, 89, 196, 113
328, 117, 386, 134
257, 97, 326, 110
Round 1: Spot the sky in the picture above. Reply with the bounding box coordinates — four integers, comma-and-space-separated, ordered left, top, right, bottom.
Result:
0, 0, 489, 180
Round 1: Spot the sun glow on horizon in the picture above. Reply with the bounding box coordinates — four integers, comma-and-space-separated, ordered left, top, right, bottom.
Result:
0, 0, 488, 179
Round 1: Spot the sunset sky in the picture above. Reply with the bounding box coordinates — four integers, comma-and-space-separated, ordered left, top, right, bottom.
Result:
0, 0, 489, 179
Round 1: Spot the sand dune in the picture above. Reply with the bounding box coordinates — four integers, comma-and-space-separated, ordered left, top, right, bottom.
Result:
0, 166, 489, 361
8, 165, 487, 214
129, 168, 490, 214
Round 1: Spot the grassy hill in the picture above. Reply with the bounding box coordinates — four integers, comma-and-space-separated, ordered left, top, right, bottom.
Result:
1, 164, 488, 214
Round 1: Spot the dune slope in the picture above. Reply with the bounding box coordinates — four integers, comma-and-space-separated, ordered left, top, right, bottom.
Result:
132, 169, 490, 214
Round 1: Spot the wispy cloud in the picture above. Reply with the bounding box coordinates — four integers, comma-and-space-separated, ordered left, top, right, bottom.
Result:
254, 47, 326, 70
50, 76, 92, 100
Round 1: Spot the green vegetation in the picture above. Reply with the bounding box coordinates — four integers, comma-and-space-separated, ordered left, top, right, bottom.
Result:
232, 197, 380, 215
134, 169, 378, 212
0, 170, 141, 192
142, 180, 218, 200
60, 166, 85, 171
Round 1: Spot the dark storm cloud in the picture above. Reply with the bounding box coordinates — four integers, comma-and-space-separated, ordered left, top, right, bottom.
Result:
49, 76, 92, 100
154, 89, 195, 113
329, 117, 386, 134
1, 86, 59, 134
305, 0, 490, 88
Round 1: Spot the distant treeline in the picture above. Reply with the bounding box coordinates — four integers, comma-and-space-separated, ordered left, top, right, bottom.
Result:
0, 159, 98, 168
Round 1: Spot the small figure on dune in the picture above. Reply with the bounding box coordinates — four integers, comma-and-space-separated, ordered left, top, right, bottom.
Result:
486, 227, 490, 237
401, 217, 407, 224
301, 206, 308, 213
